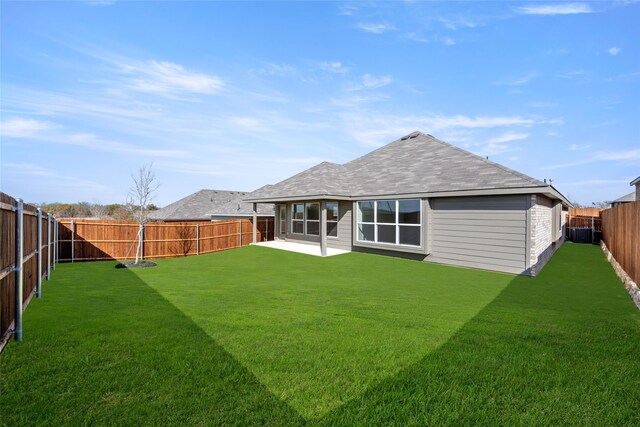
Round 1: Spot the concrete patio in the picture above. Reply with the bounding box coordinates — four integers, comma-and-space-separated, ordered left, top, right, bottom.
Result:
252, 240, 350, 257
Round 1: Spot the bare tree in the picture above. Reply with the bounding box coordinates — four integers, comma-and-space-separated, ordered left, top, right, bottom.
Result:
126, 163, 160, 263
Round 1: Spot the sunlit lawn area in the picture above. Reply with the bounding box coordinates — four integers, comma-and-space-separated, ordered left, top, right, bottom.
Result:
1, 244, 639, 425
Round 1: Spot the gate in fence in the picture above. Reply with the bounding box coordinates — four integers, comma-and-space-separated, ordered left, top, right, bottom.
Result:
1, 192, 58, 352
566, 213, 603, 244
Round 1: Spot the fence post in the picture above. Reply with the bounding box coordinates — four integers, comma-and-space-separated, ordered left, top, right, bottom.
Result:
266, 217, 269, 242
36, 208, 43, 298
47, 213, 52, 278
591, 216, 595, 243
141, 223, 145, 260
239, 219, 242, 247
196, 224, 200, 255
15, 199, 24, 342
70, 219, 75, 263
53, 219, 58, 268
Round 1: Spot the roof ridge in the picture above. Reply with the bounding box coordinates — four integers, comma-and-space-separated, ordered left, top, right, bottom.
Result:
344, 131, 424, 168
426, 135, 545, 186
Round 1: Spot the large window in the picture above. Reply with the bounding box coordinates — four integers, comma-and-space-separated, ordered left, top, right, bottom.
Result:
291, 202, 320, 236
306, 203, 319, 235
327, 202, 338, 237
357, 199, 421, 247
292, 203, 304, 234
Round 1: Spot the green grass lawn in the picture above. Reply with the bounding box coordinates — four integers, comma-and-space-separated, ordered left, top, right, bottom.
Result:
1, 244, 639, 425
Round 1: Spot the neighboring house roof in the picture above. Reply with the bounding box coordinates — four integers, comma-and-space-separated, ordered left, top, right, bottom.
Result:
246, 132, 571, 205
631, 176, 640, 186
612, 192, 636, 204
148, 189, 274, 221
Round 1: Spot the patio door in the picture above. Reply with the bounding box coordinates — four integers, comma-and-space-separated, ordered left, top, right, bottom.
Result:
279, 205, 286, 238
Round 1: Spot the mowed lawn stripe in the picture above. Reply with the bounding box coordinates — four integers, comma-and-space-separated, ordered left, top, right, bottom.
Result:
131, 246, 512, 419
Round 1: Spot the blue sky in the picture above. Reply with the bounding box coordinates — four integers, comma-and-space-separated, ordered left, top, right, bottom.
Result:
1, 1, 638, 206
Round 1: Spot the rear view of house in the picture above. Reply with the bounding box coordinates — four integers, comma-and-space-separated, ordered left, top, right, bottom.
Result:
246, 132, 571, 275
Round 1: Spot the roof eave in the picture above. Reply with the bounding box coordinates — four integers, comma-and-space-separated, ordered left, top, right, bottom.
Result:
244, 186, 574, 207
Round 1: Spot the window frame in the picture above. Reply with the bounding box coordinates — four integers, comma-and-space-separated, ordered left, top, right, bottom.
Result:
305, 202, 320, 236
356, 199, 422, 248
291, 203, 305, 235
291, 202, 322, 236
326, 202, 339, 238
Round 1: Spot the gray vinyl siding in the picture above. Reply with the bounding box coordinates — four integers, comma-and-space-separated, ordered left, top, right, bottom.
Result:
327, 201, 352, 251
428, 195, 528, 274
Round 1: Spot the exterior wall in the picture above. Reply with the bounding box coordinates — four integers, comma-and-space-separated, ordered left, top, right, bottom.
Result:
529, 195, 564, 275
327, 201, 352, 251
428, 195, 528, 275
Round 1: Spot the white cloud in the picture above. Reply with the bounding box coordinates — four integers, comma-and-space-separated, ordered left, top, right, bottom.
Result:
493, 73, 538, 86
406, 33, 429, 43
558, 69, 586, 79
256, 62, 297, 76
362, 74, 392, 89
438, 16, 478, 30
516, 3, 594, 15
338, 5, 357, 16
419, 115, 536, 130
609, 47, 621, 56
319, 61, 349, 74
3, 163, 114, 194
487, 132, 529, 144
356, 23, 396, 34
541, 149, 640, 170
0, 118, 54, 137
569, 143, 592, 151
597, 149, 640, 160
119, 60, 224, 95
442, 36, 457, 46
345, 74, 392, 91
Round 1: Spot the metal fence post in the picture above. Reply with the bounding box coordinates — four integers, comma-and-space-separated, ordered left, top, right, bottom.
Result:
71, 219, 75, 263
196, 224, 200, 255
15, 199, 24, 342
47, 213, 52, 279
36, 208, 43, 298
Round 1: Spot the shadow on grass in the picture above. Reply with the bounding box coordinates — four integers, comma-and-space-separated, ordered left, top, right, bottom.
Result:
317, 244, 640, 425
0, 262, 304, 426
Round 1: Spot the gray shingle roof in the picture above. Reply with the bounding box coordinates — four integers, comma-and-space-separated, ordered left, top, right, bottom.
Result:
149, 189, 274, 221
246, 132, 547, 201
612, 192, 636, 204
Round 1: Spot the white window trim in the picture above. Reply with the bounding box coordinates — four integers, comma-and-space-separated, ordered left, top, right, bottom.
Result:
356, 199, 422, 247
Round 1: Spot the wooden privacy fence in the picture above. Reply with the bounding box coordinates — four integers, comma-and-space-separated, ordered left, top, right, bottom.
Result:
602, 202, 639, 285
1, 192, 58, 351
56, 218, 275, 261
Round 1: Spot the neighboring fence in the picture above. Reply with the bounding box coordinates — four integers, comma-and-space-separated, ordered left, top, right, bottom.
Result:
602, 202, 639, 285
1, 192, 58, 351
566, 208, 603, 244
56, 218, 274, 261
